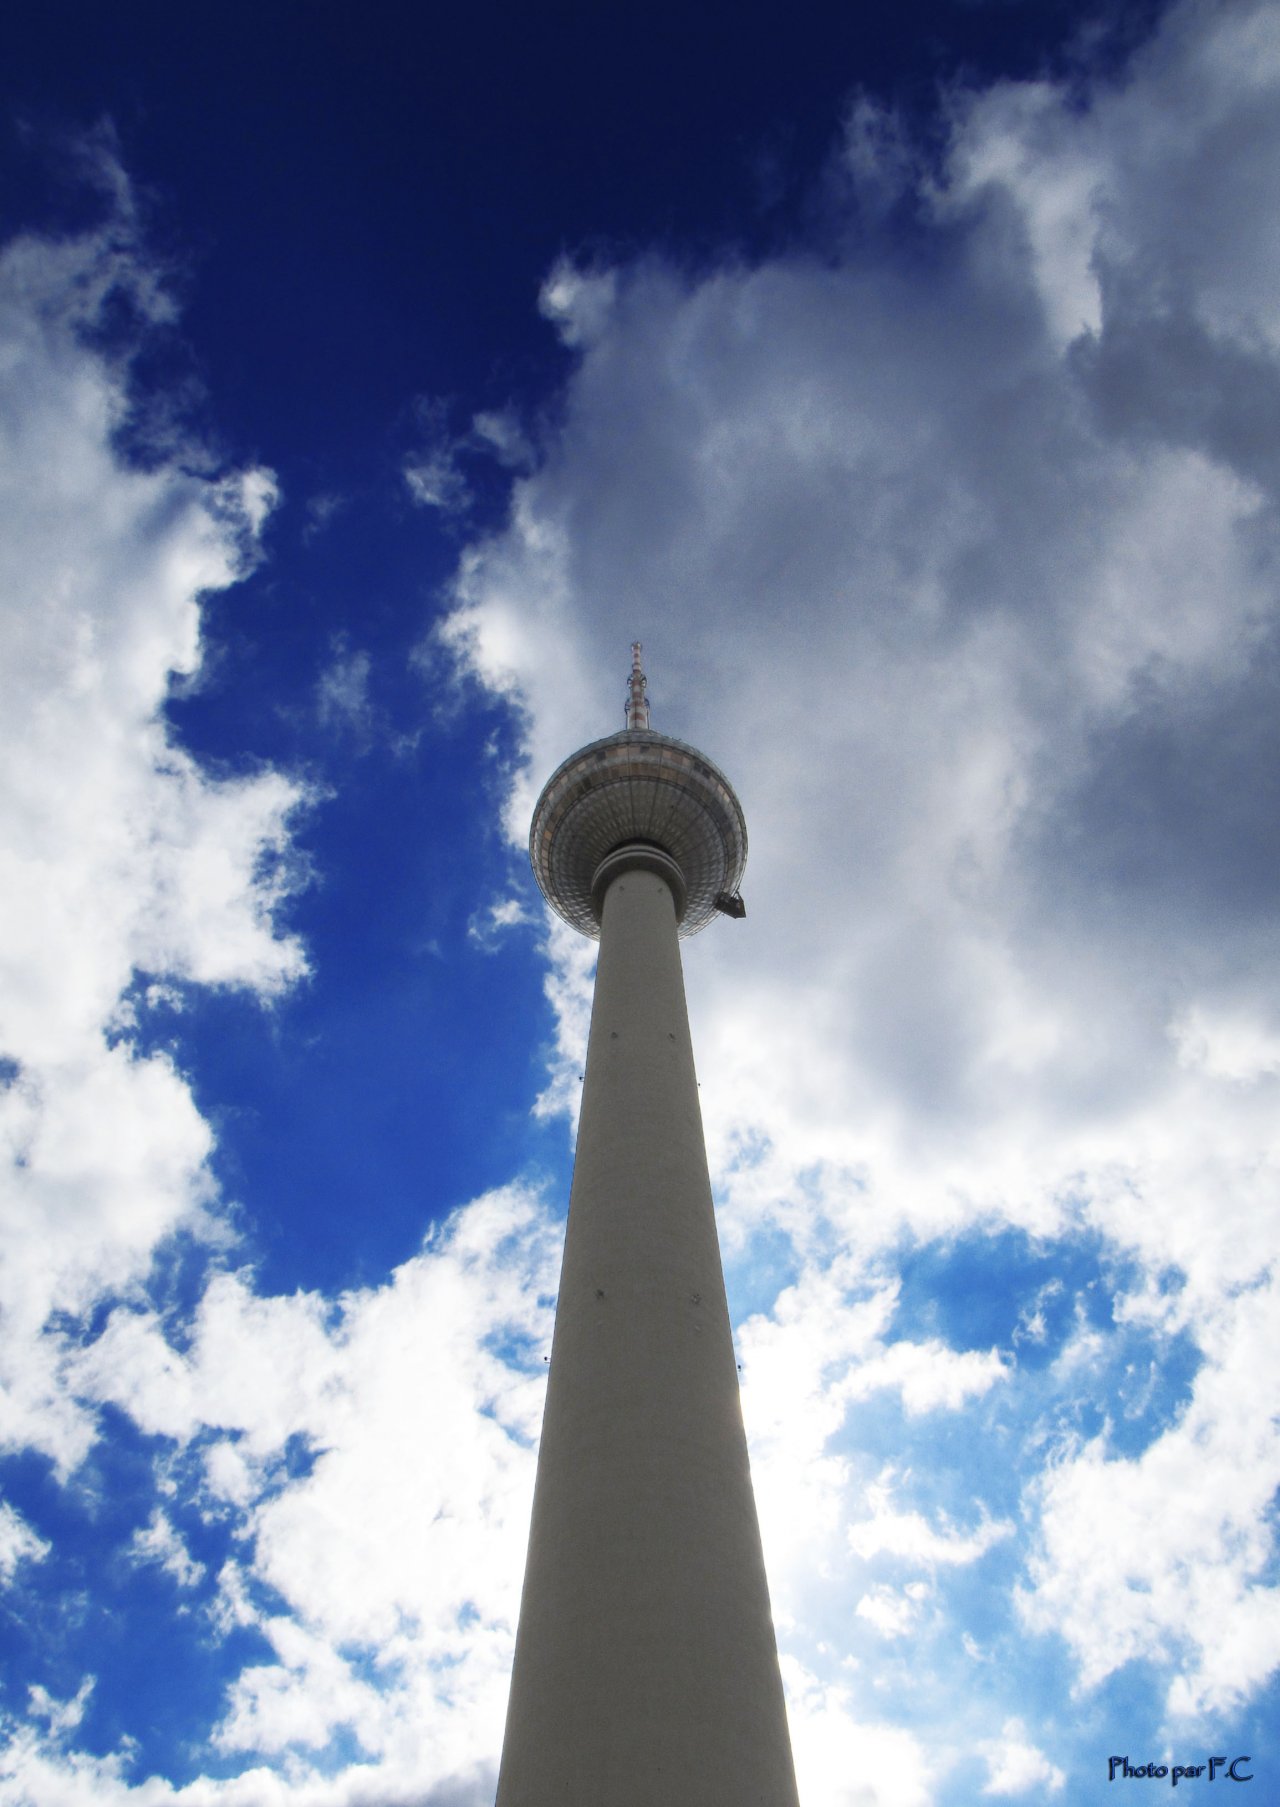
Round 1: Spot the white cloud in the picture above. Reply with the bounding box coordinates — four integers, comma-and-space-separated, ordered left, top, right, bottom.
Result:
27, 1677, 94, 1741
1170, 1002, 1280, 1083
538, 259, 618, 349
303, 489, 348, 541
978, 1718, 1065, 1796
129, 1510, 205, 1589
855, 1582, 931, 1640
839, 94, 920, 220
945, 76, 1106, 348
528, 915, 596, 1127
0, 1501, 50, 1584
783, 1657, 934, 1807
470, 410, 534, 472
844, 1339, 1010, 1417
316, 634, 374, 736
847, 1477, 1012, 1568
404, 397, 471, 514
466, 895, 532, 950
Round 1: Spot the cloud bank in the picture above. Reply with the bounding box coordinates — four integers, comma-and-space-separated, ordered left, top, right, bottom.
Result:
0, 192, 307, 1491
442, 0, 1280, 1785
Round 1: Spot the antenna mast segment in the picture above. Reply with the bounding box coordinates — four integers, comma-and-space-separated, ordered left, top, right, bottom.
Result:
625, 641, 651, 730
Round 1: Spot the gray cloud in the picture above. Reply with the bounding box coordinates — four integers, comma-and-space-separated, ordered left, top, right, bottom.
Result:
443, 0, 1280, 1749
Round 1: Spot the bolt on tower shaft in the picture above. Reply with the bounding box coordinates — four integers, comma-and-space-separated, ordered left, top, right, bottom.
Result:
497, 650, 799, 1806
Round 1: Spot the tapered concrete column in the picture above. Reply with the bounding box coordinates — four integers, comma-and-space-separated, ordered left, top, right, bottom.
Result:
496, 848, 799, 1807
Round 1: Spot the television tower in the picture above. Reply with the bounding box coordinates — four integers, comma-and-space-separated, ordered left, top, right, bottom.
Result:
496, 646, 800, 1806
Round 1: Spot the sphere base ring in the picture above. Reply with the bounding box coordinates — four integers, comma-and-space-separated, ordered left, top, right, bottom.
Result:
591, 842, 689, 925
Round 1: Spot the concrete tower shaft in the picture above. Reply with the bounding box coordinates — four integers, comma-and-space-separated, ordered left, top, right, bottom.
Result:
497, 653, 798, 1806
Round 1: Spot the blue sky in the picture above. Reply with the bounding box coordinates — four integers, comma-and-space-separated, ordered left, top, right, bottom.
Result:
1, 2, 1278, 1802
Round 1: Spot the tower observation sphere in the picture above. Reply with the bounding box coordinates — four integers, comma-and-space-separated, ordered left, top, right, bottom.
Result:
529, 644, 748, 937
496, 645, 798, 1807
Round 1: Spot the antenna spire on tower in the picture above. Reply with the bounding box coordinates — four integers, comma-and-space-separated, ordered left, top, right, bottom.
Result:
626, 640, 651, 731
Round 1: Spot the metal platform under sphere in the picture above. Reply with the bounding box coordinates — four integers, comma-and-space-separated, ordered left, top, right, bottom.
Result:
529, 649, 747, 938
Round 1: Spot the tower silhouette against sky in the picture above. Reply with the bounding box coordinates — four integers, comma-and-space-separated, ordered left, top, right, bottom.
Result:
496, 647, 800, 1806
